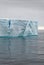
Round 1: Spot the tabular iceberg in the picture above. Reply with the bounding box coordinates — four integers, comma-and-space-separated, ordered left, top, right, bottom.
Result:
0, 19, 38, 37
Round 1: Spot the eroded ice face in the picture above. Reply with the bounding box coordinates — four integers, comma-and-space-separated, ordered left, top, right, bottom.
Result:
24, 21, 38, 36
0, 19, 9, 36
10, 20, 27, 37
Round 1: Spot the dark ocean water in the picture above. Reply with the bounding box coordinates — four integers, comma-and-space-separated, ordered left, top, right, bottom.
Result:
0, 30, 44, 65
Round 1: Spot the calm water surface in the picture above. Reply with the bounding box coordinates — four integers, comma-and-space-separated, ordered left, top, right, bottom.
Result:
0, 30, 44, 65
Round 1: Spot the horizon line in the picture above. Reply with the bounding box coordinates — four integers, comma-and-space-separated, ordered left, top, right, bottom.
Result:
38, 26, 44, 30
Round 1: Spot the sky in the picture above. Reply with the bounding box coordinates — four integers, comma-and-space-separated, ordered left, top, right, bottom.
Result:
0, 0, 44, 29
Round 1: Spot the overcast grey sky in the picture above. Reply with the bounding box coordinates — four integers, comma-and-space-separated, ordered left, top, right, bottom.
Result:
0, 0, 44, 26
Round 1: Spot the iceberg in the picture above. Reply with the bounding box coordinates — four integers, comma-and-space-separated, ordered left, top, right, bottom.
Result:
0, 19, 38, 37
24, 21, 38, 36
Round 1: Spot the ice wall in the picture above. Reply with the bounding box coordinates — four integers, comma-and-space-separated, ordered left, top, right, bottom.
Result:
10, 20, 27, 37
0, 19, 38, 37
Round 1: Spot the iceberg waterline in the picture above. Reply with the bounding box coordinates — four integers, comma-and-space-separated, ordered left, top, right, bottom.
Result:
0, 19, 38, 37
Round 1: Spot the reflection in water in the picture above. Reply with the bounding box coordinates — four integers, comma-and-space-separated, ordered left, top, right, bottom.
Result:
0, 36, 38, 61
